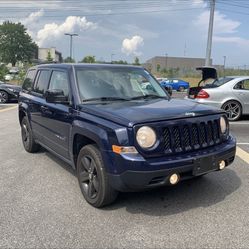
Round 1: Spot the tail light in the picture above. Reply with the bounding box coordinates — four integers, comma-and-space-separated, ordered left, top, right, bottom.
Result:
196, 89, 209, 99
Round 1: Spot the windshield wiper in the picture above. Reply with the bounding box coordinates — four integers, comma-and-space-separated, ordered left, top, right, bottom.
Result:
130, 94, 167, 100
82, 97, 129, 102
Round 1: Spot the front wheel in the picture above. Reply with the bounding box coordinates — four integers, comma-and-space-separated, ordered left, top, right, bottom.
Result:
77, 144, 118, 208
0, 91, 9, 103
222, 100, 242, 121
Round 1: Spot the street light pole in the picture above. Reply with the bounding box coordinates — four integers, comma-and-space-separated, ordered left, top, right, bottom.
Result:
64, 33, 78, 62
205, 0, 215, 66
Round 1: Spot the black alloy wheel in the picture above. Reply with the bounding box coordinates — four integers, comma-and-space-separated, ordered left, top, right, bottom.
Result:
77, 145, 118, 208
0, 91, 9, 103
21, 117, 40, 152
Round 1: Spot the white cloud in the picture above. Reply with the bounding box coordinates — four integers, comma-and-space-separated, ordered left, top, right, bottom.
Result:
21, 9, 44, 26
213, 36, 249, 46
121, 35, 144, 56
195, 10, 241, 34
36, 16, 97, 46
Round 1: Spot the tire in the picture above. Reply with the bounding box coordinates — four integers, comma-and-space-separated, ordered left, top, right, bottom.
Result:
21, 116, 40, 153
222, 100, 242, 121
77, 144, 118, 208
178, 86, 185, 92
0, 90, 9, 103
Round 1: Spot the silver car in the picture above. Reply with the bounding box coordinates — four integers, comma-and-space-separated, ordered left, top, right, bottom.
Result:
187, 74, 249, 121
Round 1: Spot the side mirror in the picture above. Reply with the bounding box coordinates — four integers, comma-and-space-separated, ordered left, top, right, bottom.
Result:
44, 89, 69, 104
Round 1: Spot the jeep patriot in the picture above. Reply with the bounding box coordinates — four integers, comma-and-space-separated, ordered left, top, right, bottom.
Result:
19, 64, 236, 207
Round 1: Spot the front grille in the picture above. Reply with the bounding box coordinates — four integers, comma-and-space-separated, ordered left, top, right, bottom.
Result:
162, 119, 221, 154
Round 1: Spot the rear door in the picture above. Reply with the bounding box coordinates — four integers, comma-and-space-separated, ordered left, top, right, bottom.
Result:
29, 69, 51, 143
233, 79, 249, 114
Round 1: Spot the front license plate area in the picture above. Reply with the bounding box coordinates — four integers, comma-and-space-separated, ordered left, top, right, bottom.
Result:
193, 156, 217, 176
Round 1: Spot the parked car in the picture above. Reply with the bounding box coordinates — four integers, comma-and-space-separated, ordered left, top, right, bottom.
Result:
19, 64, 236, 207
187, 67, 249, 121
160, 78, 190, 91
0, 80, 21, 103
141, 80, 172, 96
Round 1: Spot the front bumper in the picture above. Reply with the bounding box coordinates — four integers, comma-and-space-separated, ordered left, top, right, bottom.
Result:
108, 136, 236, 191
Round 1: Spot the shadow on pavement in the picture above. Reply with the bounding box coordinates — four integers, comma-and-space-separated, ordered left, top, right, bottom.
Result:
104, 169, 241, 216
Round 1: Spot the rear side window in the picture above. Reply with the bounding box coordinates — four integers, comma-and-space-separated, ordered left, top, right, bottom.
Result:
33, 70, 51, 95
23, 69, 36, 91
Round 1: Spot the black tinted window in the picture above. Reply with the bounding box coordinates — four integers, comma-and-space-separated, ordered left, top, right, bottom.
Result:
49, 71, 69, 97
34, 70, 50, 94
23, 69, 36, 91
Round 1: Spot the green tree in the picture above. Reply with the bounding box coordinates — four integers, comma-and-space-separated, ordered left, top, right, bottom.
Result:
81, 55, 96, 63
112, 60, 128, 64
133, 57, 140, 66
156, 64, 161, 72
46, 50, 53, 62
0, 64, 8, 81
0, 21, 38, 66
64, 57, 75, 63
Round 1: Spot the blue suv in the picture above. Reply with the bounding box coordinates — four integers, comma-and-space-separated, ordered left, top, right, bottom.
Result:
19, 64, 236, 207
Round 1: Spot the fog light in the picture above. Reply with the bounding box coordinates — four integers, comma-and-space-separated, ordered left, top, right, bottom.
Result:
169, 173, 180, 185
219, 160, 226, 170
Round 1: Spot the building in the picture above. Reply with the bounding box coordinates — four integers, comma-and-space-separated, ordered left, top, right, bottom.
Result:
37, 47, 62, 63
144, 56, 213, 73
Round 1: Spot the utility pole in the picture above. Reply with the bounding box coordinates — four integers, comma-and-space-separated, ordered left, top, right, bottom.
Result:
223, 56, 226, 77
205, 0, 215, 66
165, 53, 168, 70
64, 33, 78, 62
111, 53, 115, 63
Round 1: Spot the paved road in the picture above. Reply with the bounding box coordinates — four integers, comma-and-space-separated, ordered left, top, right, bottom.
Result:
0, 106, 249, 249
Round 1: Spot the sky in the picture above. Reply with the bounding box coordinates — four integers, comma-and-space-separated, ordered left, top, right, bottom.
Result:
0, 0, 249, 67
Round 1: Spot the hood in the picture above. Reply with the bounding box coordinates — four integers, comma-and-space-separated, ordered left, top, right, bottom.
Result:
0, 83, 22, 90
196, 67, 217, 82
78, 98, 222, 127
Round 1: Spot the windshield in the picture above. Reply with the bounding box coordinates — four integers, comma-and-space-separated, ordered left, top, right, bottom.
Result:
202, 77, 234, 88
76, 67, 168, 102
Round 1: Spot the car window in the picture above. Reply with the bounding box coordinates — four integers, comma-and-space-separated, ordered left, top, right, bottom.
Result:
22, 69, 36, 91
234, 79, 249, 90
173, 80, 178, 83
76, 68, 167, 101
49, 71, 69, 97
33, 70, 51, 95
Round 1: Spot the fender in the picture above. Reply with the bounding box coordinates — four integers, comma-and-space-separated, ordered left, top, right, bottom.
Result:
69, 119, 118, 172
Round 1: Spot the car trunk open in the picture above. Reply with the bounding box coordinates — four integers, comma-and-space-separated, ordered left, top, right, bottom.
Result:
188, 67, 218, 99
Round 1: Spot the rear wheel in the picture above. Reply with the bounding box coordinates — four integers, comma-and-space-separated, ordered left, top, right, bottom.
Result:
178, 86, 185, 92
21, 117, 40, 153
77, 144, 118, 208
222, 100, 242, 121
0, 91, 9, 103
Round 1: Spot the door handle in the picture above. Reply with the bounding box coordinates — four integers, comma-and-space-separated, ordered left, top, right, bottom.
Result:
41, 105, 53, 115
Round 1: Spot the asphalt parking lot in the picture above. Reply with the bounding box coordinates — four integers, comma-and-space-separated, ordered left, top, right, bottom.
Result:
0, 103, 249, 249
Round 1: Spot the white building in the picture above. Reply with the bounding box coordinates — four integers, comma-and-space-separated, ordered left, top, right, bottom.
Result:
38, 47, 62, 63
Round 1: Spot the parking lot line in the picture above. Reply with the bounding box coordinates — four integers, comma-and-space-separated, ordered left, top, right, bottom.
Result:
0, 105, 17, 113
236, 146, 249, 164
237, 143, 249, 145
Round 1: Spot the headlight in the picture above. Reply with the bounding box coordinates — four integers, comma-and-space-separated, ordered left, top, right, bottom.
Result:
136, 126, 157, 149
220, 116, 228, 134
